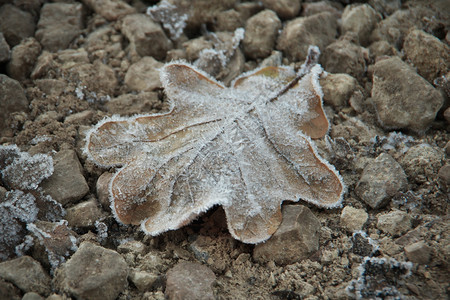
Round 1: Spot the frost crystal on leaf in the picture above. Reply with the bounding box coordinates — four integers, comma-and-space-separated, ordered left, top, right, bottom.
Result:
84, 46, 345, 244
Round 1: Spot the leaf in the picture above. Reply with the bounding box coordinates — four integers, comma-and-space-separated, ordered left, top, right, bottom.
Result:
85, 46, 344, 244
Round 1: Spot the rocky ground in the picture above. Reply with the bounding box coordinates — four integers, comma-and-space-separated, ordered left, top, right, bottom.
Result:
0, 0, 449, 299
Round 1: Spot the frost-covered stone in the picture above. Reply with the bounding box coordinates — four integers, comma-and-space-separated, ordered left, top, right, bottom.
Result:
0, 75, 28, 134
401, 144, 444, 184
277, 12, 337, 62
7, 37, 41, 81
0, 33, 11, 63
320, 73, 360, 108
340, 206, 368, 232
253, 205, 321, 265
0, 4, 35, 47
371, 57, 444, 133
125, 57, 163, 92
36, 3, 84, 52
261, 0, 301, 19
243, 10, 281, 60
377, 210, 411, 236
341, 4, 380, 46
54, 242, 128, 300
0, 256, 51, 296
404, 241, 432, 265
355, 153, 407, 209
147, 0, 189, 40
165, 261, 216, 300
66, 198, 107, 228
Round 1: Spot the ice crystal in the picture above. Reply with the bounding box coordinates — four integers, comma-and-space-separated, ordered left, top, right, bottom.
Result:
84, 46, 345, 244
147, 0, 188, 40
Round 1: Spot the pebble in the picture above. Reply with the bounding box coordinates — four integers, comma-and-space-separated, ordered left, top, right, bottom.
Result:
0, 256, 51, 296
253, 205, 321, 265
261, 0, 301, 19
340, 206, 368, 232
0, 75, 28, 134
403, 29, 450, 82
0, 279, 21, 300
64, 110, 94, 126
40, 149, 89, 205
301, 1, 342, 17
368, 40, 398, 59
120, 14, 172, 60
0, 4, 35, 47
341, 4, 380, 46
69, 60, 117, 97
54, 242, 128, 300
117, 240, 147, 256
165, 261, 216, 300
320, 73, 360, 108
66, 198, 108, 228
129, 270, 160, 292
404, 240, 432, 265
243, 9, 281, 60
22, 292, 44, 300
0, 33, 11, 63
371, 56, 444, 133
377, 209, 412, 236
124, 57, 163, 91
355, 153, 408, 209
213, 9, 244, 32
7, 37, 41, 81
277, 12, 337, 62
81, 0, 136, 21
351, 232, 377, 257
35, 3, 84, 52
401, 144, 444, 184
438, 164, 450, 191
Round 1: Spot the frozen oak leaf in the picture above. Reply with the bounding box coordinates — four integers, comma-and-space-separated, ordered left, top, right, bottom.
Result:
85, 46, 344, 244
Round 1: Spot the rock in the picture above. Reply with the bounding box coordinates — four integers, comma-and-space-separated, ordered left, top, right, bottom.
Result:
371, 57, 444, 133
401, 144, 444, 184
261, 0, 301, 19
22, 292, 44, 300
403, 29, 450, 82
277, 12, 337, 62
320, 73, 360, 108
322, 33, 367, 81
121, 14, 172, 60
54, 242, 128, 300
35, 3, 84, 52
253, 205, 321, 265
81, 0, 136, 21
438, 164, 450, 190
117, 240, 147, 256
70, 61, 117, 98
368, 0, 401, 16
41, 149, 89, 205
340, 206, 368, 232
0, 4, 35, 47
105, 92, 163, 116
0, 75, 28, 134
0, 256, 51, 296
213, 9, 244, 32
243, 9, 281, 60
377, 209, 412, 236
301, 1, 342, 17
260, 50, 283, 68
183, 37, 213, 61
7, 37, 41, 81
66, 198, 107, 228
368, 40, 398, 59
165, 261, 216, 300
64, 111, 94, 126
125, 57, 163, 92
404, 241, 432, 265
0, 33, 11, 63
129, 270, 160, 292
341, 4, 380, 46
0, 279, 21, 300
355, 153, 408, 209
444, 107, 450, 124
351, 232, 377, 257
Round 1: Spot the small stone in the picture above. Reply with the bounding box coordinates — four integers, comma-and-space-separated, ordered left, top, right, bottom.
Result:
340, 206, 368, 232
0, 256, 51, 296
69, 61, 117, 97
183, 37, 213, 61
129, 270, 160, 292
243, 9, 281, 59
81, 0, 136, 21
341, 4, 380, 46
35, 3, 84, 52
64, 111, 94, 126
355, 153, 408, 209
401, 144, 444, 184
117, 240, 147, 256
403, 29, 450, 82
377, 209, 412, 236
34, 79, 66, 97
0, 33, 11, 63
125, 57, 163, 91
165, 261, 216, 300
253, 205, 321, 265
371, 56, 444, 133
7, 38, 42, 81
301, 1, 341, 17
351, 232, 377, 257
41, 149, 89, 205
66, 198, 107, 228
22, 292, 44, 300
0, 4, 35, 47
404, 241, 432, 265
438, 164, 450, 191
368, 0, 401, 16
368, 40, 398, 59
0, 75, 28, 134
96, 171, 114, 211
277, 12, 337, 62
320, 73, 360, 108
261, 0, 301, 19
54, 242, 128, 300
0, 279, 21, 300
45, 294, 64, 300
213, 9, 244, 32
121, 14, 172, 60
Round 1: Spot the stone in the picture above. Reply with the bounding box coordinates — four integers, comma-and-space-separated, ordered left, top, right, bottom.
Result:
351, 232, 377, 257
446, 141, 450, 157
7, 37, 41, 81
183, 37, 213, 61
105, 92, 164, 116
371, 57, 444, 133
377, 210, 411, 236
69, 61, 117, 97
121, 14, 172, 60
213, 9, 244, 32
368, 40, 398, 59
54, 242, 128, 300
301, 1, 342, 17
404, 241, 432, 265
403, 29, 450, 82
277, 12, 337, 62
253, 205, 321, 265
117, 240, 147, 256
438, 164, 450, 191
320, 73, 360, 108
0, 4, 35, 47
0, 75, 28, 134
125, 57, 163, 92
22, 292, 44, 300
401, 144, 444, 184
165, 261, 216, 300
355, 153, 408, 209
340, 206, 368, 232
0, 256, 51, 296
64, 111, 94, 126
341, 4, 380, 46
0, 33, 11, 63
243, 9, 281, 60
40, 149, 89, 205
444, 107, 450, 124
261, 0, 301, 19
368, 0, 401, 16
81, 0, 136, 21
35, 3, 84, 52
0, 279, 21, 300
66, 198, 107, 228
129, 270, 160, 292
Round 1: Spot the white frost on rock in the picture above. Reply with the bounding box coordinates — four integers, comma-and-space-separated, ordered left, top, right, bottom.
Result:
147, 0, 188, 40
